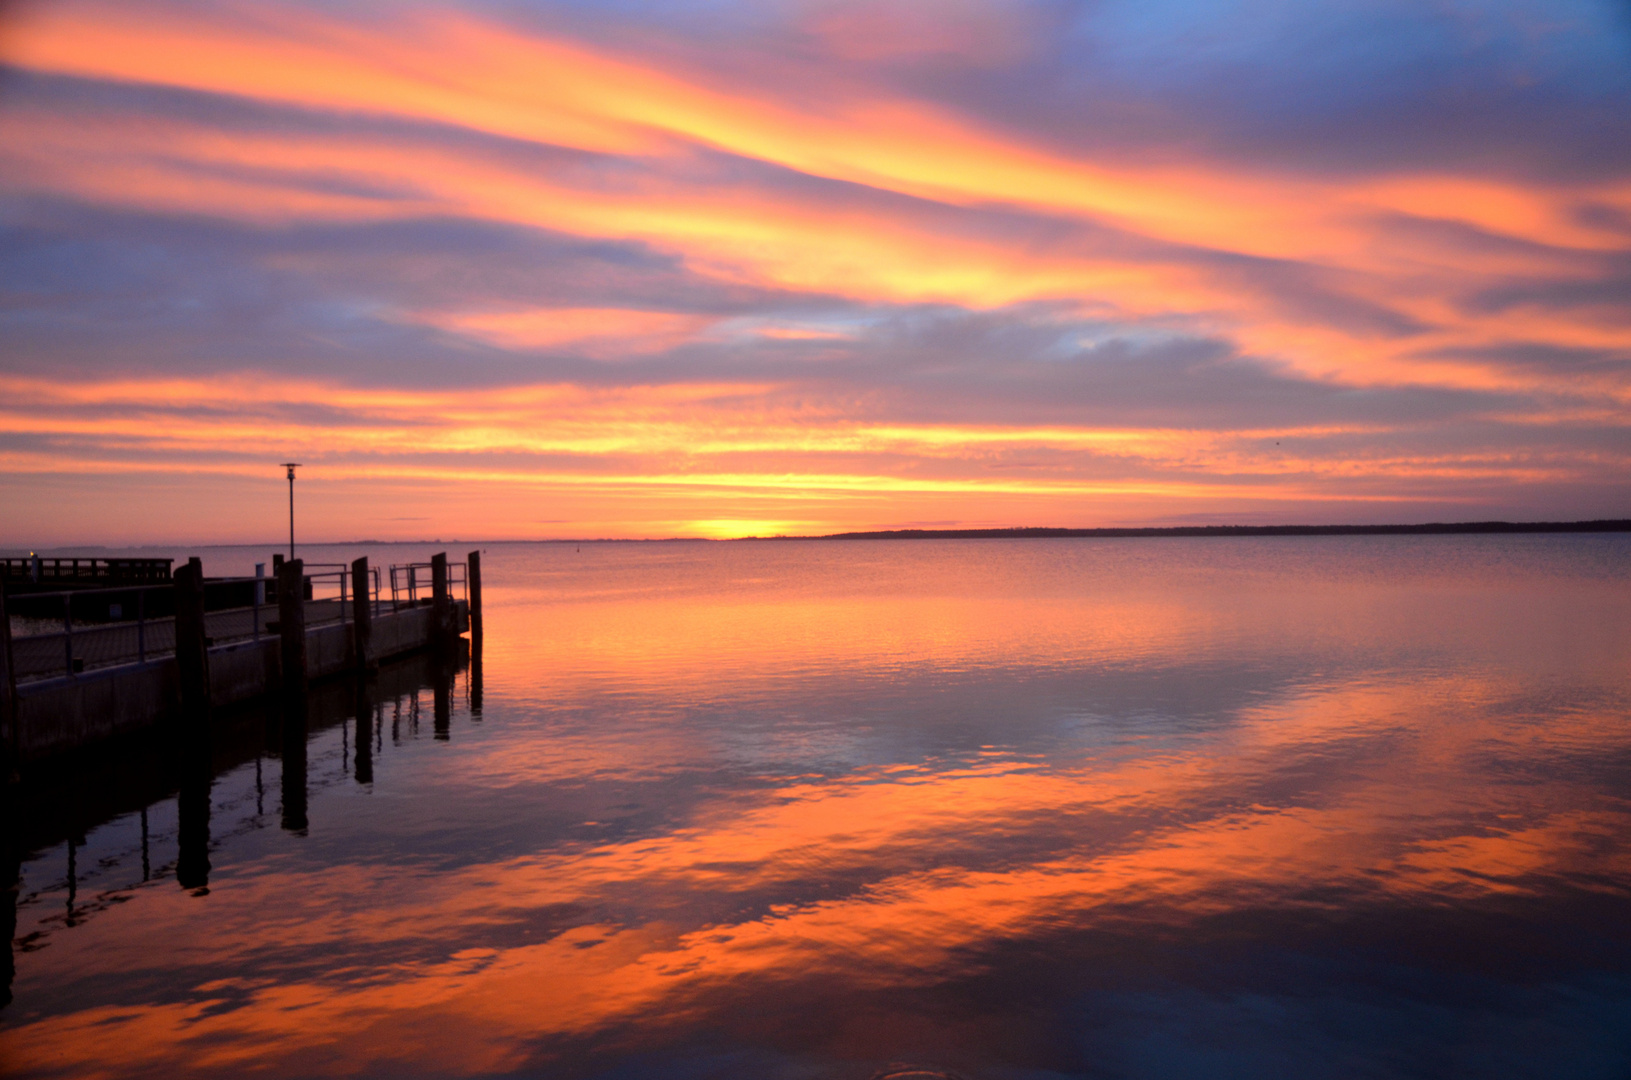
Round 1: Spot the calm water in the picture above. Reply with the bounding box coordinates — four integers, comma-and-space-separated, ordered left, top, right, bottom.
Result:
4, 536, 1631, 1079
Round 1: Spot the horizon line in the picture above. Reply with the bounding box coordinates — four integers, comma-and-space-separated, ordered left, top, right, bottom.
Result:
8, 518, 1631, 551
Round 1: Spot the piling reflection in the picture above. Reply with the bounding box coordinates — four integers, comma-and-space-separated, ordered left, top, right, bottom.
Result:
353, 677, 373, 786
433, 667, 451, 743
279, 699, 308, 836
1, 646, 466, 976
173, 735, 211, 892
62, 833, 78, 928
433, 638, 464, 743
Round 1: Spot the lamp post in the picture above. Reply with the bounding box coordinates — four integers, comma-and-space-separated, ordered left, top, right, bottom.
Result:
280, 463, 301, 560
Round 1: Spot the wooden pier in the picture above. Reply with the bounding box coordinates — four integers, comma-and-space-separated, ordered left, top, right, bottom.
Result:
1, 551, 480, 766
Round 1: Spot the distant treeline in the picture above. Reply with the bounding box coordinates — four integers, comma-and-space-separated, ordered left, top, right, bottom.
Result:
800, 520, 1631, 541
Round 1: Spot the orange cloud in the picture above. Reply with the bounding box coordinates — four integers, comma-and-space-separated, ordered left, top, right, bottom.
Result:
422, 307, 717, 354
0, 2, 1627, 541
6, 1, 1628, 401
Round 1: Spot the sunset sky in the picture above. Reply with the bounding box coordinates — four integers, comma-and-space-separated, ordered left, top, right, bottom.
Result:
2, 0, 1628, 543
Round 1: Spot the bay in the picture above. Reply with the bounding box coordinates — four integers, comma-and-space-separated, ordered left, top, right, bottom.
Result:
4, 535, 1630, 1078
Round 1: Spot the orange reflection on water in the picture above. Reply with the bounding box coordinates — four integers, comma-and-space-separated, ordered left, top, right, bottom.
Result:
7, 668, 1628, 1076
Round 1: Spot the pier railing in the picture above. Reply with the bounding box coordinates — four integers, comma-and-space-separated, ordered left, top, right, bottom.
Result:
6, 559, 467, 683
388, 562, 468, 609
7, 567, 366, 682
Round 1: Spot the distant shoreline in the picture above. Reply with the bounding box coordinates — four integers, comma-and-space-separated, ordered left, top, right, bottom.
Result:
9, 520, 1630, 552
783, 520, 1631, 541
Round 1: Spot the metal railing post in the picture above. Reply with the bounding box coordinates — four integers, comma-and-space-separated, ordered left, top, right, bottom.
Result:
254, 563, 265, 641
63, 593, 73, 677
137, 588, 146, 665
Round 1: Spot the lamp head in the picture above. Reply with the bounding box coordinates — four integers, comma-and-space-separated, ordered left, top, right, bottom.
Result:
281, 462, 302, 481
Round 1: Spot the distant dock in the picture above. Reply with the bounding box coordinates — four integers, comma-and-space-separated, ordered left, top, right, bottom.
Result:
1, 551, 483, 766
2, 555, 174, 590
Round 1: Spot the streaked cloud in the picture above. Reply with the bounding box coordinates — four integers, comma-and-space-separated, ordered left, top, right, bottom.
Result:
1, 0, 1627, 539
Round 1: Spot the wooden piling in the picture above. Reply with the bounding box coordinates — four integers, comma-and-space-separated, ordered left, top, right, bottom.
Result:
431, 552, 451, 642
173, 558, 210, 729
172, 559, 211, 886
278, 558, 307, 697
277, 557, 309, 832
466, 550, 483, 645
351, 556, 373, 672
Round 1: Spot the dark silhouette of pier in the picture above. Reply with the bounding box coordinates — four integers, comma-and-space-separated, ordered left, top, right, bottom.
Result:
1, 551, 483, 768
